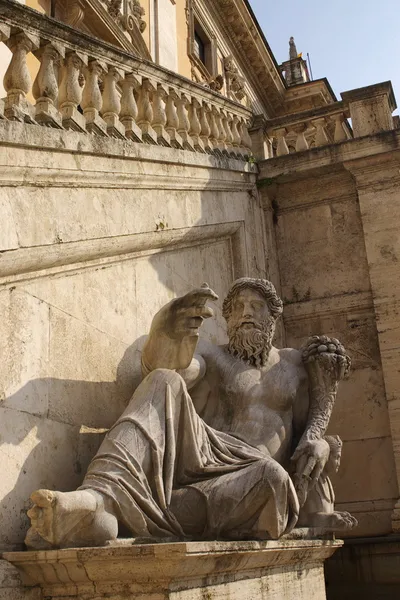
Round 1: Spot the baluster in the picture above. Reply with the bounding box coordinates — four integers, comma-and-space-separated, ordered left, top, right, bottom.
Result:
152, 83, 171, 147
221, 110, 233, 155
188, 97, 204, 152
136, 78, 158, 145
208, 105, 220, 154
312, 117, 329, 147
243, 119, 253, 153
0, 25, 11, 119
120, 72, 142, 142
265, 135, 274, 159
274, 127, 289, 156
214, 107, 227, 154
165, 88, 183, 149
176, 93, 195, 151
59, 50, 87, 132
293, 124, 309, 152
200, 102, 212, 153
236, 118, 247, 157
33, 41, 65, 128
231, 114, 242, 157
81, 59, 108, 136
101, 65, 125, 139
333, 113, 349, 143
238, 117, 252, 157
4, 31, 39, 123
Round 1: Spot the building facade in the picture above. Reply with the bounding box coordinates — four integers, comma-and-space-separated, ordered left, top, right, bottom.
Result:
1, 0, 400, 598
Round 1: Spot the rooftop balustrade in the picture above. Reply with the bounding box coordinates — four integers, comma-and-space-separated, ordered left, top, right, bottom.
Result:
0, 0, 253, 159
264, 82, 397, 159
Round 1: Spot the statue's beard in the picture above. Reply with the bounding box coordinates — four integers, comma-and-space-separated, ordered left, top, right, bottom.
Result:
227, 317, 276, 368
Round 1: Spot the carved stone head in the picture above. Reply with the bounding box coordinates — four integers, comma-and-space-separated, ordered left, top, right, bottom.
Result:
325, 435, 343, 473
222, 278, 283, 367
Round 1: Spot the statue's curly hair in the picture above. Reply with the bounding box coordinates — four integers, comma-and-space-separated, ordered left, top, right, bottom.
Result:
325, 435, 343, 453
222, 278, 283, 322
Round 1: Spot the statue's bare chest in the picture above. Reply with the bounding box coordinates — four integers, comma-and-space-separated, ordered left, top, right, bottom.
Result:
203, 348, 299, 414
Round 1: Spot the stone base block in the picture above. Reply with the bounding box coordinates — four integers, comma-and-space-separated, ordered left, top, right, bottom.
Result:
0, 560, 41, 600
3, 539, 341, 600
35, 100, 63, 129
138, 122, 158, 145
325, 536, 400, 600
61, 106, 86, 133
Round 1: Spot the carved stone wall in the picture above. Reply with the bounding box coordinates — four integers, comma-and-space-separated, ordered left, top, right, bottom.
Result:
259, 131, 400, 539
0, 120, 266, 555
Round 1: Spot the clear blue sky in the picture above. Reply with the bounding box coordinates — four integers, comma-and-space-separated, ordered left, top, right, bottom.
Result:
249, 0, 399, 111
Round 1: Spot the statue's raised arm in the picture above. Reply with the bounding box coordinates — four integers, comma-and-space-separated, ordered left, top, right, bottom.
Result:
141, 283, 219, 374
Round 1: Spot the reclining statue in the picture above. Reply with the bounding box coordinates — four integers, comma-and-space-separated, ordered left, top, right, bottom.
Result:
25, 278, 357, 549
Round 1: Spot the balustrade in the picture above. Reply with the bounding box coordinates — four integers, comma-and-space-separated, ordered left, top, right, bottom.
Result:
266, 104, 353, 158
0, 0, 252, 161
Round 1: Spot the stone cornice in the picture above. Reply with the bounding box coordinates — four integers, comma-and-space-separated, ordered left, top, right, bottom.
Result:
205, 0, 286, 117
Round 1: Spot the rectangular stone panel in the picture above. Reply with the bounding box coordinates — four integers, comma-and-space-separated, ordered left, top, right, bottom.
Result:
0, 288, 49, 418
0, 408, 102, 550
276, 199, 371, 304
331, 437, 398, 504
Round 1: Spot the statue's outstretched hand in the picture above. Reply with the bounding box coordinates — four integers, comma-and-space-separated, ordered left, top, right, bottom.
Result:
143, 283, 219, 371
151, 283, 219, 340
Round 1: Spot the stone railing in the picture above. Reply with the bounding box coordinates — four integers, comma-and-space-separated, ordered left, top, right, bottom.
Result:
265, 81, 396, 158
267, 103, 352, 157
0, 0, 253, 159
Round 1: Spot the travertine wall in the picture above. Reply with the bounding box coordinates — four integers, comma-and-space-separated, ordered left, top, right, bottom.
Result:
0, 121, 266, 553
260, 136, 400, 538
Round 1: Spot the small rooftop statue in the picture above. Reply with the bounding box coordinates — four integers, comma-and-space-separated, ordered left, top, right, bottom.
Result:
25, 278, 357, 549
289, 36, 298, 60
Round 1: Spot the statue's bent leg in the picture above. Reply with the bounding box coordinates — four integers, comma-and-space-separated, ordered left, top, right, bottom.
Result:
26, 369, 188, 549
27, 368, 295, 548
171, 457, 299, 540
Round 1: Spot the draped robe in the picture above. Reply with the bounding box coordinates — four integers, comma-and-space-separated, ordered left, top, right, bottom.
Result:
80, 368, 299, 540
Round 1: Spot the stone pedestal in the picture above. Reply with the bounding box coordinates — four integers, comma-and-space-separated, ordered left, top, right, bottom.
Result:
325, 536, 400, 600
3, 539, 341, 600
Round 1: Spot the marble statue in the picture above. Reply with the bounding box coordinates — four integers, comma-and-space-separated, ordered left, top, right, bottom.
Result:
25, 278, 357, 549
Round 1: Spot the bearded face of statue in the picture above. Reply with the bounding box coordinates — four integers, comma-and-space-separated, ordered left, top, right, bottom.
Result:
226, 288, 276, 368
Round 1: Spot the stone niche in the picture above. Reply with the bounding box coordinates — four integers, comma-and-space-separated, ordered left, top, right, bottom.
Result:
3, 539, 341, 600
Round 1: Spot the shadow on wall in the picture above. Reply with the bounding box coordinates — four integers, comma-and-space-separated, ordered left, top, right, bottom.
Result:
0, 336, 147, 550
0, 158, 262, 550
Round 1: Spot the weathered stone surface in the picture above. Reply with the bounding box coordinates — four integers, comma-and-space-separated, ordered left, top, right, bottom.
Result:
0, 122, 264, 552
0, 560, 41, 600
325, 538, 400, 600
259, 139, 400, 539
23, 279, 354, 551
0, 407, 103, 551
3, 540, 341, 599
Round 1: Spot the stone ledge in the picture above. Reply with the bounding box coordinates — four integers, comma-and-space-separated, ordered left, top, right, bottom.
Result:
3, 539, 342, 599
0, 121, 257, 175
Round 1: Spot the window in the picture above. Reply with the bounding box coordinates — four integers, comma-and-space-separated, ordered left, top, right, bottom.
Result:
188, 9, 217, 79
194, 30, 206, 65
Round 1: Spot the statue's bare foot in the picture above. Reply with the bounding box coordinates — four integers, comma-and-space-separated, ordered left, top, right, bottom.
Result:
308, 510, 358, 532
25, 489, 118, 549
